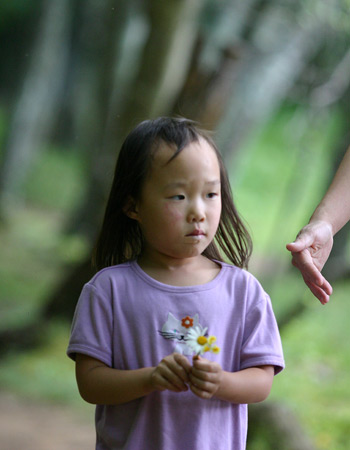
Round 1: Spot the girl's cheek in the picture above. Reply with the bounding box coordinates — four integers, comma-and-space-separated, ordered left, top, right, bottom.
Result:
163, 203, 183, 224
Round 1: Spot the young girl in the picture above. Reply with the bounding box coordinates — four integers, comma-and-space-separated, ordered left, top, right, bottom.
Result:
67, 117, 284, 450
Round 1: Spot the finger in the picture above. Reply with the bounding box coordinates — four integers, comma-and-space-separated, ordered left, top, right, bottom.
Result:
292, 254, 332, 303
304, 278, 331, 305
192, 358, 220, 374
191, 367, 210, 382
190, 383, 213, 399
173, 353, 191, 381
292, 250, 333, 296
291, 250, 325, 286
152, 371, 185, 392
161, 371, 188, 392
158, 360, 189, 391
320, 278, 333, 296
189, 374, 212, 393
303, 270, 332, 296
191, 361, 221, 388
286, 231, 315, 253
159, 380, 183, 392
189, 376, 217, 399
191, 369, 221, 391
292, 252, 332, 304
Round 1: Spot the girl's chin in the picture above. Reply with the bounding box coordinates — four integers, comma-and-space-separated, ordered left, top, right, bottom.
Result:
174, 247, 206, 259
144, 242, 208, 261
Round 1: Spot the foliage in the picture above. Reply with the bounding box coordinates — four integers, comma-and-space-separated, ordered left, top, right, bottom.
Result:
23, 146, 88, 212
0, 143, 89, 331
301, 0, 350, 33
231, 104, 344, 258
0, 206, 88, 331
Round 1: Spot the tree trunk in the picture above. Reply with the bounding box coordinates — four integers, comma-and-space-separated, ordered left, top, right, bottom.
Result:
216, 24, 325, 160
64, 0, 130, 237
118, 0, 204, 133
0, 0, 71, 209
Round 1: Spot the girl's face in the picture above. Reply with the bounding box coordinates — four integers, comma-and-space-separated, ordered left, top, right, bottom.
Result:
128, 138, 222, 264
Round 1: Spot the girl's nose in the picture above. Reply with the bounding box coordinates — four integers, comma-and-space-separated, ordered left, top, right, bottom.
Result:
187, 202, 205, 223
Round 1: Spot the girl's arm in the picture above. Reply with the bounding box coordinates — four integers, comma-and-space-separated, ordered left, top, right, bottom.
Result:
75, 352, 191, 405
190, 357, 274, 403
215, 366, 274, 403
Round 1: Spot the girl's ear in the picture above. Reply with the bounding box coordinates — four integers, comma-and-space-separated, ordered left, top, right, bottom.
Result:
123, 196, 139, 220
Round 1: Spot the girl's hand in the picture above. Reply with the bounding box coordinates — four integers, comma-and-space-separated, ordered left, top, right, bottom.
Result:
189, 356, 223, 399
150, 353, 191, 393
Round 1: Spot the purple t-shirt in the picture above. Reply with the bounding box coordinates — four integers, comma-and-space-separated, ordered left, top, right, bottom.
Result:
67, 260, 284, 450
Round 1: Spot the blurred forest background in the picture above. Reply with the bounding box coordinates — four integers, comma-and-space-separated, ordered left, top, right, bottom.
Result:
0, 0, 349, 449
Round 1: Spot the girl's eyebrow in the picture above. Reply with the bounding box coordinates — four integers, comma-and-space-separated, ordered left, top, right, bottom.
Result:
164, 181, 187, 189
206, 179, 221, 186
164, 179, 221, 189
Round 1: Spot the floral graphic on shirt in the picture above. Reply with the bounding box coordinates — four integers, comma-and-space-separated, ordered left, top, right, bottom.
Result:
159, 313, 200, 355
159, 313, 220, 356
181, 316, 194, 328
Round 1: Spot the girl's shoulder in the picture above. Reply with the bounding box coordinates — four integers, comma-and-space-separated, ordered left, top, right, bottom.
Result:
87, 261, 134, 288
219, 261, 267, 293
219, 260, 256, 280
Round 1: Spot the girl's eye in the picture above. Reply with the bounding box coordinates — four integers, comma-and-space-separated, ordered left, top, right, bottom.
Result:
207, 192, 218, 199
171, 195, 185, 200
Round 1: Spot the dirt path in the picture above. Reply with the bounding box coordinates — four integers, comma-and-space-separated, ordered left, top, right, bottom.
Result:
0, 392, 96, 450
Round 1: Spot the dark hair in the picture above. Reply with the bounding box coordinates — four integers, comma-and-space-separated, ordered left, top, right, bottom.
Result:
92, 117, 252, 270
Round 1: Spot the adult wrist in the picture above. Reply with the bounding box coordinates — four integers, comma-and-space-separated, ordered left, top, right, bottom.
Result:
309, 207, 335, 235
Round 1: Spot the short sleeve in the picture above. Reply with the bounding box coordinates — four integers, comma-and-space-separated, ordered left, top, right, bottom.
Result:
66, 283, 113, 367
240, 293, 284, 375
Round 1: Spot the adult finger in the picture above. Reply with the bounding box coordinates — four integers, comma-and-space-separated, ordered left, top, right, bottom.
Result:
303, 277, 331, 305
291, 250, 324, 286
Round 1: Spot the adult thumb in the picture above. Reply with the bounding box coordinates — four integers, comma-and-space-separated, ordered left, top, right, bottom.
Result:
286, 231, 314, 252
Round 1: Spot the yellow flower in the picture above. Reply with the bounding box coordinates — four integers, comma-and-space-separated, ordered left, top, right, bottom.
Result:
208, 336, 217, 344
197, 336, 208, 346
185, 325, 208, 355
185, 326, 220, 356
211, 345, 220, 354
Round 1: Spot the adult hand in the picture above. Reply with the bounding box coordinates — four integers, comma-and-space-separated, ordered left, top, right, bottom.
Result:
150, 353, 191, 393
286, 220, 333, 304
189, 356, 223, 399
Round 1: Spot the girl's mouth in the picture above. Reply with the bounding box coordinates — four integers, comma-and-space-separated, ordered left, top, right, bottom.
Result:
187, 229, 205, 237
